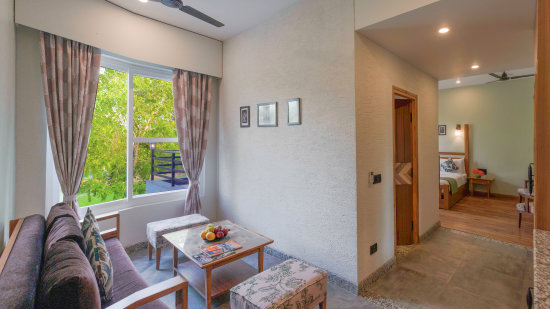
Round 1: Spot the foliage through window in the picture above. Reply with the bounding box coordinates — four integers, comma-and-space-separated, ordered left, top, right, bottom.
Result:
79, 62, 185, 207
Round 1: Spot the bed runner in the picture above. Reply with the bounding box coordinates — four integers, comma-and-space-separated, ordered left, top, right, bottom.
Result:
441, 177, 458, 194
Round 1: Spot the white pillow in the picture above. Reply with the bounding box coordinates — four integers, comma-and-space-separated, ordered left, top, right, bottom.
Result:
439, 158, 465, 174
452, 158, 465, 174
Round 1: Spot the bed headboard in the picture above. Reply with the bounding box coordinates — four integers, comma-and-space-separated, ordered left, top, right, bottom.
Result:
439, 124, 470, 177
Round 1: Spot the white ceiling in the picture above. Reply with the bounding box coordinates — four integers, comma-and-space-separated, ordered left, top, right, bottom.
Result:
358, 0, 536, 81
107, 0, 300, 41
438, 67, 535, 89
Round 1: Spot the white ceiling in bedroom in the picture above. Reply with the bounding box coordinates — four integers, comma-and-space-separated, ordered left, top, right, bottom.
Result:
358, 0, 536, 82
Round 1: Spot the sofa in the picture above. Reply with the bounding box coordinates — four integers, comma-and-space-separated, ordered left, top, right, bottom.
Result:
0, 204, 188, 309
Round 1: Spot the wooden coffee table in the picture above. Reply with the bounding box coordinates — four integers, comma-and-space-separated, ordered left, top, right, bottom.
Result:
163, 220, 273, 309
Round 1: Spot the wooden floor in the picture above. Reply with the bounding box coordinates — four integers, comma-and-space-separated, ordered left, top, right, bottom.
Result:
440, 194, 534, 247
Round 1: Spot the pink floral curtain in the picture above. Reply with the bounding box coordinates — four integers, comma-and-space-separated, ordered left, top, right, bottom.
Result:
172, 69, 213, 215
39, 32, 101, 215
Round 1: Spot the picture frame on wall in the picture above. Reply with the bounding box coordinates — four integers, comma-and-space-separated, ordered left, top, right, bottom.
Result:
257, 102, 278, 127
240, 106, 250, 127
287, 98, 301, 125
438, 125, 447, 135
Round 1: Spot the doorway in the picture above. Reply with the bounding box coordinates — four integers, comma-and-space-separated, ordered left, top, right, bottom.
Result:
393, 86, 419, 247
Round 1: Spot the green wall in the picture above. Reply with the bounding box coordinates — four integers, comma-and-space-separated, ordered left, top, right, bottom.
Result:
439, 77, 534, 196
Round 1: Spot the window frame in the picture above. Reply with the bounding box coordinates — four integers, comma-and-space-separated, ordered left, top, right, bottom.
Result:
80, 54, 203, 215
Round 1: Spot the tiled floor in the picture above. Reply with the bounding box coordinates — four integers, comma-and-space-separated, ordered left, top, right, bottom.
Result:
128, 247, 380, 309
361, 228, 533, 309
129, 227, 533, 309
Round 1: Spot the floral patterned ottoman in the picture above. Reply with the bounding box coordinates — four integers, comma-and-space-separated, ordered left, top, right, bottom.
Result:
230, 258, 327, 309
146, 214, 209, 270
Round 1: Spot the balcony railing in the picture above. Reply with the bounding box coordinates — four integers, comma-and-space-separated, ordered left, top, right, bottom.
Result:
150, 149, 188, 187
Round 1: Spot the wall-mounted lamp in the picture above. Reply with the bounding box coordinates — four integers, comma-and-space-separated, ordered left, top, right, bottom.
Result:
150, 143, 157, 150
455, 124, 462, 136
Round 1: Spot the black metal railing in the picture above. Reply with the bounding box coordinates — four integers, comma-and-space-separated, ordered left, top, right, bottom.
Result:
150, 149, 188, 186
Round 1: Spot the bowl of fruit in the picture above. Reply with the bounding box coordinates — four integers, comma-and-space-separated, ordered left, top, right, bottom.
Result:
200, 224, 229, 242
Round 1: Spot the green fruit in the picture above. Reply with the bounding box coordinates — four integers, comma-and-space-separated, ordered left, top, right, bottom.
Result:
206, 227, 215, 233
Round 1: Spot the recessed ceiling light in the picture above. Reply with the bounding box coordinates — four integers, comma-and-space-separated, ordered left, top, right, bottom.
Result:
139, 0, 148, 3
456, 80, 461, 84
471, 64, 480, 69
438, 27, 450, 34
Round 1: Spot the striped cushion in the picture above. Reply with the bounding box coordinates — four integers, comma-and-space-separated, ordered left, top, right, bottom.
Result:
82, 208, 114, 303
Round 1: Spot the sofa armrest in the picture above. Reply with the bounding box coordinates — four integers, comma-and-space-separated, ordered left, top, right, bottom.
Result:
0, 219, 24, 275
96, 212, 120, 240
107, 276, 188, 309
81, 211, 120, 240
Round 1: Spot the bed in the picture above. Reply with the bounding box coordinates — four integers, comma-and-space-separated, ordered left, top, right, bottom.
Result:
439, 124, 470, 210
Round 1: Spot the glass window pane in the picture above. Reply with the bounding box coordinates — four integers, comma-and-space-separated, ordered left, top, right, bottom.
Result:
133, 75, 176, 138
79, 68, 128, 206
133, 142, 188, 196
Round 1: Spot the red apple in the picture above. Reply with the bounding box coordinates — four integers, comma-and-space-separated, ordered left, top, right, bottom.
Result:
222, 229, 228, 236
216, 231, 224, 239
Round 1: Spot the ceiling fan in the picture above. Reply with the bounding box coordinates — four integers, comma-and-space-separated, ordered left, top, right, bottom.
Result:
149, 0, 224, 27
488, 71, 534, 83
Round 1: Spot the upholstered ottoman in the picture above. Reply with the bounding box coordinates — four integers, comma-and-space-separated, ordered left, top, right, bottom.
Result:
146, 214, 209, 269
230, 258, 327, 309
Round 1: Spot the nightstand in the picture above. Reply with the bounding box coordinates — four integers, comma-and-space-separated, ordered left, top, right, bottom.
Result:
468, 176, 495, 198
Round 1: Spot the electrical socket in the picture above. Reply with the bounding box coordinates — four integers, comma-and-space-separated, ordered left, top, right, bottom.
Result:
370, 243, 378, 255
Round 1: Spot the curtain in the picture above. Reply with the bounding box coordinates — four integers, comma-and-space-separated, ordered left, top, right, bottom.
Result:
172, 69, 213, 215
39, 32, 101, 216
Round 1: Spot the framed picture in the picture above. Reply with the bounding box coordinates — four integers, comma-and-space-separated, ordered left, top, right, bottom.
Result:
438, 125, 446, 135
240, 106, 250, 127
287, 98, 301, 125
257, 102, 278, 127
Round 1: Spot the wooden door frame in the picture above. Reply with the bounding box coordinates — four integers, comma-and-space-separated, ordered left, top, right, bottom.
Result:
392, 85, 419, 253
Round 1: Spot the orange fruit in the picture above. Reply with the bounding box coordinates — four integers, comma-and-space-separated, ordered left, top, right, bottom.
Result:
200, 230, 207, 239
206, 232, 216, 241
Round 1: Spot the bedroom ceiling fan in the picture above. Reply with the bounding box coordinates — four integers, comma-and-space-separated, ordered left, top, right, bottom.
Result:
487, 71, 534, 83
149, 0, 224, 27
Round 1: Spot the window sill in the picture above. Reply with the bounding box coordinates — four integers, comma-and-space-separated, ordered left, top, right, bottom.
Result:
79, 189, 188, 218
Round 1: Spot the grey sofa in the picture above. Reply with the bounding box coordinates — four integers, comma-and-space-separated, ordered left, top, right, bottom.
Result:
0, 204, 188, 309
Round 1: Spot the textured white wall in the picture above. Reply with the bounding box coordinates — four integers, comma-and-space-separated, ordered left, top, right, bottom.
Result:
355, 34, 439, 283
0, 0, 16, 250
15, 0, 222, 77
219, 0, 358, 284
439, 78, 534, 195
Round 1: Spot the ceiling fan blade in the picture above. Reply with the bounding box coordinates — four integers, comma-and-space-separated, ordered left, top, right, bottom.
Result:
511, 74, 535, 79
488, 73, 501, 79
179, 5, 224, 27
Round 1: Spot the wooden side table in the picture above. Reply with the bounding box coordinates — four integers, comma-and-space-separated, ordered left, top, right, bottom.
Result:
468, 176, 495, 198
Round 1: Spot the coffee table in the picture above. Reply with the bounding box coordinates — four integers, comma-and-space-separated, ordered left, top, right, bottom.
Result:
163, 220, 273, 309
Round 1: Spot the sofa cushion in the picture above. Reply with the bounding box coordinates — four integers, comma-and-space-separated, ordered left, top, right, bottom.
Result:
0, 215, 45, 309
46, 202, 80, 234
38, 240, 101, 309
44, 216, 86, 254
83, 209, 114, 303
103, 238, 168, 309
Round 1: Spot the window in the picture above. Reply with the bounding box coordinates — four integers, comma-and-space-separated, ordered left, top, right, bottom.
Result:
78, 56, 186, 207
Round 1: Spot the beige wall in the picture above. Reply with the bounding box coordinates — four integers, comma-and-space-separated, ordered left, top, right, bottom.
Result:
0, 0, 16, 250
355, 34, 439, 283
354, 0, 439, 30
439, 78, 534, 195
15, 0, 222, 77
15, 26, 47, 219
219, 0, 359, 284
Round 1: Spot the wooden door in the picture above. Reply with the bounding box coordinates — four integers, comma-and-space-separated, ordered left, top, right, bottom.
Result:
394, 99, 413, 245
